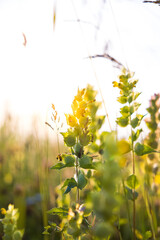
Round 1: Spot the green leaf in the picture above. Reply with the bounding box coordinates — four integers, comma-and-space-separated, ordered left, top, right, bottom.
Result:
79, 155, 93, 169
73, 143, 83, 158
77, 173, 87, 190
131, 117, 139, 128
86, 170, 92, 178
144, 231, 152, 239
130, 102, 141, 114
134, 142, 158, 156
125, 186, 138, 201
131, 129, 143, 142
50, 162, 66, 170
131, 114, 144, 128
96, 116, 106, 129
126, 174, 139, 189
61, 178, 77, 193
120, 106, 130, 117
61, 132, 76, 147
47, 207, 68, 216
116, 117, 129, 127
64, 155, 75, 167
79, 133, 90, 146
117, 96, 128, 104
128, 92, 141, 104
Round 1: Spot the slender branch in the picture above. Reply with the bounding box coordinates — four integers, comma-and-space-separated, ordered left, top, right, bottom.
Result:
86, 53, 124, 69
143, 0, 160, 4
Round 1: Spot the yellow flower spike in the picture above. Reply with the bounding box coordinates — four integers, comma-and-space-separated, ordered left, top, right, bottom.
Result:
75, 107, 86, 119
79, 101, 87, 109
71, 99, 78, 114
1, 208, 6, 215
65, 114, 77, 127
74, 88, 85, 102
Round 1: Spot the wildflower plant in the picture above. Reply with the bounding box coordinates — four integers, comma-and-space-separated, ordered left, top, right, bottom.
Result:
145, 93, 160, 161
44, 85, 105, 239
44, 70, 160, 240
0, 204, 24, 240
113, 68, 159, 240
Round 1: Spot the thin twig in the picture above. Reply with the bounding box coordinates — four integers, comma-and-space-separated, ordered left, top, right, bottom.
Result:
143, 0, 160, 4
86, 53, 124, 69
45, 122, 54, 131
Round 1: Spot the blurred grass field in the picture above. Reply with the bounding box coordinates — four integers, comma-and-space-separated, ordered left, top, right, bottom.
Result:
0, 112, 66, 240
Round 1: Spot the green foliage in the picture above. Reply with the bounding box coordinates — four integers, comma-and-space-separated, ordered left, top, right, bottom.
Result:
134, 142, 158, 156
145, 93, 160, 160
126, 174, 139, 189
44, 73, 160, 240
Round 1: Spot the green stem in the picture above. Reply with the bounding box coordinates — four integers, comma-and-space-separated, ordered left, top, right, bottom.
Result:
75, 156, 80, 204
130, 115, 136, 240
122, 178, 132, 233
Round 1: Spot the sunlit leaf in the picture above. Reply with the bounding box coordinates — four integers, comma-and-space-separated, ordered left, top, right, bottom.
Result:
144, 231, 152, 239
117, 139, 131, 154
120, 106, 130, 117
134, 142, 158, 156
117, 96, 128, 104
128, 92, 141, 104
47, 207, 68, 216
131, 114, 144, 128
61, 178, 77, 194
64, 155, 75, 167
116, 117, 129, 127
131, 129, 143, 142
63, 133, 76, 147
126, 174, 139, 189
50, 162, 66, 170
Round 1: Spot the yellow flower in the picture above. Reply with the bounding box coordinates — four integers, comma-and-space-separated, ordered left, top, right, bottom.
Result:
71, 99, 78, 115
74, 88, 85, 102
79, 101, 87, 109
75, 107, 86, 119
1, 208, 6, 215
65, 114, 77, 127
112, 81, 118, 87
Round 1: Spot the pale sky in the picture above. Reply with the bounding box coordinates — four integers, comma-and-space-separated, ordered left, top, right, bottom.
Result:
0, 0, 160, 136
